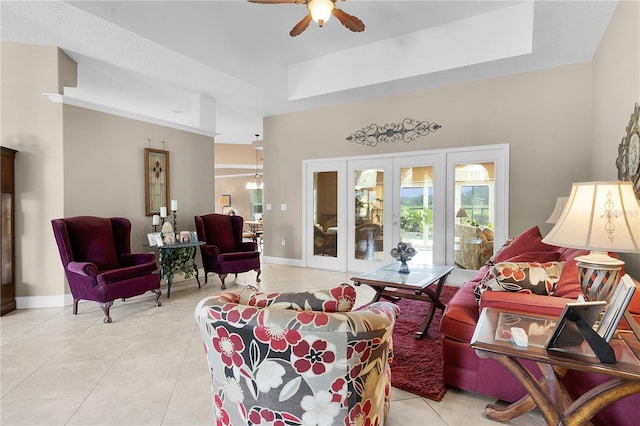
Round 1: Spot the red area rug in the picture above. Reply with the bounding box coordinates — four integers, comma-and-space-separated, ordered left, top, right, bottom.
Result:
390, 285, 459, 401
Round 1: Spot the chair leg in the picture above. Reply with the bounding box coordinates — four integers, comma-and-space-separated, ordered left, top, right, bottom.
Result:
204, 272, 208, 284
219, 274, 227, 290
256, 268, 262, 283
100, 301, 114, 324
152, 289, 162, 307
73, 299, 79, 315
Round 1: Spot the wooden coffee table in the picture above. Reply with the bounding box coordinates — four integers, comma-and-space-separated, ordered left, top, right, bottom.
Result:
350, 263, 453, 338
471, 307, 640, 425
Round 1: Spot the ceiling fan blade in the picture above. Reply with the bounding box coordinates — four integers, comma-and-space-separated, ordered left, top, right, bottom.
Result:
248, 0, 300, 4
290, 13, 312, 37
332, 8, 365, 32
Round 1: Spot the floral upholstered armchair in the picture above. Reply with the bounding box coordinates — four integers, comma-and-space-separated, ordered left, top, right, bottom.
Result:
194, 284, 399, 426
454, 223, 494, 270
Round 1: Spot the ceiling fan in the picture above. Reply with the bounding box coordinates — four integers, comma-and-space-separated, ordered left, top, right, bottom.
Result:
248, 0, 365, 37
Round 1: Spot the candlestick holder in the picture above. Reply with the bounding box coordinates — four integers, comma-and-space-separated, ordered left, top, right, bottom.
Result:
152, 214, 161, 233
172, 210, 178, 235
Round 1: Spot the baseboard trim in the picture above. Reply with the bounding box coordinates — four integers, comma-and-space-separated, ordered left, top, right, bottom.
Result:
16, 293, 74, 309
261, 256, 304, 267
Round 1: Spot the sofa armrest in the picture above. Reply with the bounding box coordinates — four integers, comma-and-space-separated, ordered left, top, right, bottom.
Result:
202, 244, 220, 257
479, 291, 575, 317
195, 296, 398, 335
362, 301, 400, 322
97, 262, 158, 285
120, 252, 155, 267
238, 241, 258, 252
67, 261, 98, 277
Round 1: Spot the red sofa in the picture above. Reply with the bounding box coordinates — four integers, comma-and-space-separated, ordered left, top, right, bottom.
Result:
440, 226, 640, 425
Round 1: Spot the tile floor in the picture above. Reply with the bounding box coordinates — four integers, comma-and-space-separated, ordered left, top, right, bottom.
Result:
1, 263, 544, 425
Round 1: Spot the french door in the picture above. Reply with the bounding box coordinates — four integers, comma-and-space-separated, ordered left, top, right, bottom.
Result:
391, 153, 446, 267
304, 145, 508, 273
305, 162, 346, 271
347, 158, 393, 271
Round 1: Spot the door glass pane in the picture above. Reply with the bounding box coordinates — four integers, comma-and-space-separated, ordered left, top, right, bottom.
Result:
313, 171, 338, 257
250, 188, 263, 221
2, 193, 12, 284
354, 169, 384, 260
399, 166, 433, 264
454, 162, 495, 270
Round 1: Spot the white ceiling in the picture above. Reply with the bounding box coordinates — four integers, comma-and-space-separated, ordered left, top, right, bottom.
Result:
1, 0, 617, 144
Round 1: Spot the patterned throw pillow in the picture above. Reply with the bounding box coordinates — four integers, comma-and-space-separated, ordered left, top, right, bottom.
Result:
484, 237, 515, 267
484, 226, 557, 268
474, 261, 565, 302
239, 283, 356, 312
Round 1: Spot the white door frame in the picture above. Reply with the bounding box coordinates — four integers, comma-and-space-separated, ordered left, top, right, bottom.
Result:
304, 160, 347, 272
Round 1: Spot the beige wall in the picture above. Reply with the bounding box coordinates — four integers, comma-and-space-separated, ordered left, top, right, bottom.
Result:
264, 63, 594, 260
2, 41, 215, 305
215, 143, 257, 164
591, 0, 640, 278
63, 105, 215, 255
214, 143, 262, 221
215, 176, 253, 218
1, 42, 67, 302
263, 1, 639, 267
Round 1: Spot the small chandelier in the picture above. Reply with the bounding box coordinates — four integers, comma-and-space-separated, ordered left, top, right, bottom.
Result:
247, 135, 263, 190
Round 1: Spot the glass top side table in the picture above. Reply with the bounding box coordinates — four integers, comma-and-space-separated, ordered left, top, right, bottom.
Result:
144, 240, 204, 298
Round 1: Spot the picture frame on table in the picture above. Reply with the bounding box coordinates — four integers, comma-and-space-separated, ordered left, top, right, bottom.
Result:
153, 233, 164, 247
494, 312, 557, 348
597, 274, 637, 342
546, 301, 606, 349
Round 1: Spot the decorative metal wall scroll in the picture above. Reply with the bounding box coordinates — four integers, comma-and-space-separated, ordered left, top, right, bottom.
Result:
346, 118, 441, 147
615, 103, 640, 199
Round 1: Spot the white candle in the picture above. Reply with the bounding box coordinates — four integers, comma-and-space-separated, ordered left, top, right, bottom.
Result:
152, 215, 160, 225
171, 199, 178, 211
160, 207, 167, 217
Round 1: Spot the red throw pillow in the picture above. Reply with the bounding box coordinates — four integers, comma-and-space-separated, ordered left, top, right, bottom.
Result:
504, 251, 561, 263
553, 258, 584, 298
491, 226, 556, 264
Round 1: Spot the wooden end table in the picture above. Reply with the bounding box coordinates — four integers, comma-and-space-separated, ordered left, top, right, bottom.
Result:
471, 307, 640, 425
350, 263, 453, 338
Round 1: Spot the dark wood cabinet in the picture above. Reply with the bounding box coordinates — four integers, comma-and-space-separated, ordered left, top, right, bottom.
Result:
1, 146, 17, 315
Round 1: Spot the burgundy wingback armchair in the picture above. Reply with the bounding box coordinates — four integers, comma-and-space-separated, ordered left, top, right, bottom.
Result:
194, 213, 261, 289
51, 216, 161, 323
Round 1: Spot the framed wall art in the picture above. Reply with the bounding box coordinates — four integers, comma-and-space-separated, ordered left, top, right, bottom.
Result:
616, 103, 640, 199
145, 148, 170, 216
219, 194, 231, 207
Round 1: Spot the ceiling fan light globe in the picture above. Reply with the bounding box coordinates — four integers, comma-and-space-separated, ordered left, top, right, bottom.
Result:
308, 0, 334, 26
